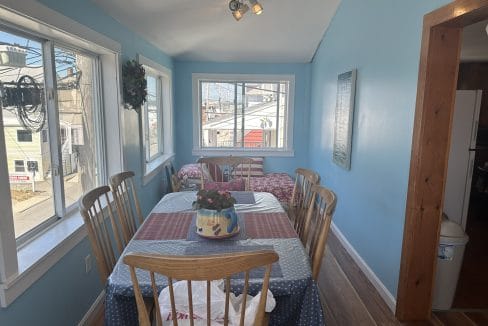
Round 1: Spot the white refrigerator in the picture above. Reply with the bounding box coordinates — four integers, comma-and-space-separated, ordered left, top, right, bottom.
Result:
443, 90, 482, 230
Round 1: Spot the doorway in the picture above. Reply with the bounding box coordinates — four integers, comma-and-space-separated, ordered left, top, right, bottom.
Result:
450, 59, 488, 309
396, 1, 488, 322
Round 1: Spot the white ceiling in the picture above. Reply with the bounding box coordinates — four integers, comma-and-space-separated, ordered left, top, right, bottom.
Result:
92, 0, 341, 63
461, 19, 488, 62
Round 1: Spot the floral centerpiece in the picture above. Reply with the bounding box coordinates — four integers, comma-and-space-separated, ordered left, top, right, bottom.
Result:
192, 190, 236, 211
192, 190, 239, 238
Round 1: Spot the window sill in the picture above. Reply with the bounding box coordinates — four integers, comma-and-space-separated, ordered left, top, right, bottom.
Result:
142, 153, 175, 186
192, 148, 295, 157
0, 193, 112, 307
0, 209, 88, 307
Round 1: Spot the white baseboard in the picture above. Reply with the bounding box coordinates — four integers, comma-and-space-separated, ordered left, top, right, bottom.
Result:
78, 290, 105, 326
331, 222, 397, 313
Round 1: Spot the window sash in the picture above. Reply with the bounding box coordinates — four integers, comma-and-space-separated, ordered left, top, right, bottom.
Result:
143, 70, 163, 163
0, 26, 105, 245
198, 80, 289, 150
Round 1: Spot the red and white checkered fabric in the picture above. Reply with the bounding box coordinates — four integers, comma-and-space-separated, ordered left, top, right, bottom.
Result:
134, 212, 193, 240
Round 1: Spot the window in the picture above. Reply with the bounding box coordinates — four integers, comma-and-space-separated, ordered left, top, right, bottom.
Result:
0, 3, 124, 308
192, 74, 295, 156
138, 55, 174, 183
16, 130, 32, 142
14, 160, 24, 172
143, 72, 163, 162
0, 28, 104, 240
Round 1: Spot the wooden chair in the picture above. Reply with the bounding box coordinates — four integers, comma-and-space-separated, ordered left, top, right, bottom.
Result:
110, 171, 144, 246
289, 168, 320, 239
79, 185, 125, 283
197, 156, 254, 191
165, 163, 181, 192
123, 250, 279, 326
302, 185, 337, 280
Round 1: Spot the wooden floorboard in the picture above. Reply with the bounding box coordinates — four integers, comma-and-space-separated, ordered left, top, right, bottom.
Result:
318, 249, 377, 325
318, 230, 488, 326
434, 312, 477, 326
464, 311, 488, 325
327, 233, 401, 326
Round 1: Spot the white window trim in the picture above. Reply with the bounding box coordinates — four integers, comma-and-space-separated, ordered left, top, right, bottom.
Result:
0, 2, 124, 307
138, 54, 174, 185
191, 73, 295, 157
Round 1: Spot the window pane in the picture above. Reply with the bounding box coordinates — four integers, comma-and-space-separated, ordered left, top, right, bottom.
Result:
200, 82, 235, 148
243, 83, 279, 148
54, 46, 99, 208
278, 82, 288, 148
146, 74, 160, 160
0, 30, 55, 237
17, 130, 33, 142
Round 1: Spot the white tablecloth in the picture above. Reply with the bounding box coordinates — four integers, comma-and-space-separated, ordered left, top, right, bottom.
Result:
152, 191, 284, 213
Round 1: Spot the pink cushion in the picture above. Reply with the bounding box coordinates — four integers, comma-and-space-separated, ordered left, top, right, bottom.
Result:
177, 164, 201, 179
177, 163, 223, 182
204, 178, 246, 191
249, 173, 294, 204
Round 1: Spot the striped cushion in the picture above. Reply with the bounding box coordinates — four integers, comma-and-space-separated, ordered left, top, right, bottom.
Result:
204, 178, 246, 191
233, 157, 264, 177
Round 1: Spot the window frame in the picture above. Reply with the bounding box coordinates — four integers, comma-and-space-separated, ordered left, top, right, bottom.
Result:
138, 54, 174, 185
16, 130, 32, 142
14, 160, 25, 172
0, 1, 124, 308
142, 69, 164, 163
1, 28, 107, 245
192, 73, 295, 157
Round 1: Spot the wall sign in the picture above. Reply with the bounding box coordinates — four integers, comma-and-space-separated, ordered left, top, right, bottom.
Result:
333, 69, 357, 170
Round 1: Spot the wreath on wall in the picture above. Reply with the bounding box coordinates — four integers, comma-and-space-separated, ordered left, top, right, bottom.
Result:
122, 59, 147, 112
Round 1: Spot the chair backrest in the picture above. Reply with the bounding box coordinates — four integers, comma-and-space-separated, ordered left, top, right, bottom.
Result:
290, 168, 320, 238
197, 156, 254, 191
123, 250, 279, 326
165, 164, 180, 192
302, 185, 337, 280
79, 185, 125, 283
110, 171, 144, 245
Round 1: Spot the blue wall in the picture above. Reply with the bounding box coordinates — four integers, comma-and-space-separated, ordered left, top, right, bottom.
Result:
174, 61, 311, 175
0, 239, 100, 326
308, 0, 450, 296
0, 1, 173, 325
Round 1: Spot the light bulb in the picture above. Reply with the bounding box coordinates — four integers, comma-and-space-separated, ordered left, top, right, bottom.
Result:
251, 3, 263, 15
249, 0, 263, 15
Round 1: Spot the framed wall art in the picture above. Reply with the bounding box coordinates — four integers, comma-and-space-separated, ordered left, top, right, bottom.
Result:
332, 69, 357, 170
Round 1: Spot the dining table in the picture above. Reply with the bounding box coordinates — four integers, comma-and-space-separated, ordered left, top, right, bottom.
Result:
105, 191, 325, 325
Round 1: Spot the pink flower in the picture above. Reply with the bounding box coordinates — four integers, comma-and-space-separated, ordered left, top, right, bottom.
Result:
207, 198, 213, 203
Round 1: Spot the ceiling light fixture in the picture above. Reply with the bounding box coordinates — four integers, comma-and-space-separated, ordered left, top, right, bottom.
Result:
249, 0, 264, 15
229, 0, 263, 21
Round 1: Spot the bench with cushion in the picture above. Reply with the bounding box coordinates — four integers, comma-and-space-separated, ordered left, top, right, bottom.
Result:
176, 157, 295, 205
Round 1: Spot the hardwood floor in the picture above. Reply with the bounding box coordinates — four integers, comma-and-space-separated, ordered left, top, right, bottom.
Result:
318, 232, 401, 326
320, 231, 488, 326
452, 202, 488, 309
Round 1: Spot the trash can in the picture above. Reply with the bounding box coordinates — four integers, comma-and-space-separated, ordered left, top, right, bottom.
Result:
432, 217, 469, 310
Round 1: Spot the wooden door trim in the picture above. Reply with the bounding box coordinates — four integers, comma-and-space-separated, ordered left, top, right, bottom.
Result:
396, 0, 488, 321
